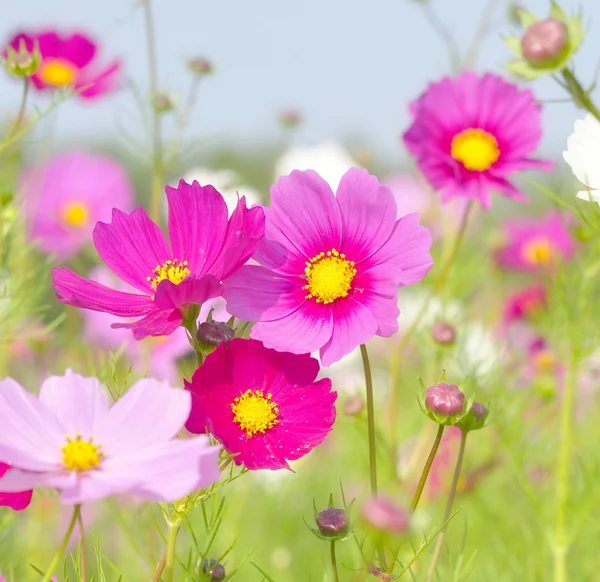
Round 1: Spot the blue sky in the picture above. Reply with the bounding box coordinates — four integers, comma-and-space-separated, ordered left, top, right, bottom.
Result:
1, 0, 599, 164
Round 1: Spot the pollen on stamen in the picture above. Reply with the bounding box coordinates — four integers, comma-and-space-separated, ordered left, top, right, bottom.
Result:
303, 248, 357, 305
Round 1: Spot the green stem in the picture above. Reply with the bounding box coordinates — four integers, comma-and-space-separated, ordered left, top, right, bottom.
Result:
360, 344, 378, 495
562, 68, 600, 122
77, 509, 87, 582
330, 540, 339, 582
164, 521, 181, 582
553, 353, 577, 582
425, 430, 468, 582
410, 424, 445, 512
8, 77, 29, 141
40, 505, 80, 582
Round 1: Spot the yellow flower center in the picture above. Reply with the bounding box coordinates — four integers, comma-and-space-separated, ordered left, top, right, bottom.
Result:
450, 128, 500, 172
147, 259, 191, 297
521, 238, 556, 266
303, 248, 356, 304
231, 389, 279, 438
38, 58, 77, 87
533, 349, 556, 373
62, 202, 89, 227
62, 435, 103, 472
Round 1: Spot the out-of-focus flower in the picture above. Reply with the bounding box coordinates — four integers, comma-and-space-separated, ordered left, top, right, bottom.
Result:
274, 141, 357, 191
0, 462, 32, 510
21, 151, 134, 260
0, 371, 220, 504
502, 284, 547, 328
403, 72, 553, 208
185, 338, 337, 470
52, 180, 265, 340
495, 212, 575, 272
223, 168, 433, 365
504, 3, 584, 79
431, 322, 457, 345
362, 496, 410, 534
563, 114, 600, 204
6, 30, 121, 99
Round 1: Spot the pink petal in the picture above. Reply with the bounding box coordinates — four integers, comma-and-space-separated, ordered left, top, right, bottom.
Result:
61, 32, 96, 68
154, 275, 222, 310
77, 61, 121, 99
0, 467, 43, 493
0, 463, 34, 510
112, 307, 182, 340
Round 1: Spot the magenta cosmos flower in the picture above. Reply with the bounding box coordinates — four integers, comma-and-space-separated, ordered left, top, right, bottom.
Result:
223, 168, 433, 366
7, 30, 120, 99
52, 180, 265, 339
0, 463, 32, 510
495, 212, 575, 272
0, 371, 220, 504
22, 151, 134, 260
503, 284, 547, 328
185, 338, 337, 470
403, 71, 553, 208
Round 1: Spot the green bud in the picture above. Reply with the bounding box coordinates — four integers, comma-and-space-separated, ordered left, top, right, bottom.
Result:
2, 39, 41, 78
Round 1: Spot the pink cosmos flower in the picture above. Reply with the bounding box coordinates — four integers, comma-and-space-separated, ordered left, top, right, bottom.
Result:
0, 463, 32, 510
52, 180, 265, 339
21, 151, 134, 260
495, 212, 575, 272
502, 284, 547, 328
185, 338, 337, 470
223, 168, 433, 366
0, 371, 220, 504
403, 71, 553, 208
7, 30, 120, 99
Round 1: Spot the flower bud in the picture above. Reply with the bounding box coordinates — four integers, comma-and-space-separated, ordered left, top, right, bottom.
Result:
153, 93, 174, 113
200, 558, 225, 581
457, 401, 489, 433
279, 109, 302, 129
196, 321, 234, 353
431, 322, 456, 346
362, 496, 410, 535
343, 395, 364, 416
424, 382, 466, 423
187, 56, 213, 76
521, 18, 568, 66
316, 507, 349, 537
3, 40, 41, 77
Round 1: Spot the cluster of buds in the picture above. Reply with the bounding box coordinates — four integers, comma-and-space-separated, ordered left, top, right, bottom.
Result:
2, 39, 40, 78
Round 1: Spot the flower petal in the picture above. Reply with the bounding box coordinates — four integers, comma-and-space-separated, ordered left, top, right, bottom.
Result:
112, 308, 182, 340
154, 275, 222, 310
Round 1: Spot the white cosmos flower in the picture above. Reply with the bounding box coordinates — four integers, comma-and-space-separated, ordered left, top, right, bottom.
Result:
563, 113, 600, 203
274, 141, 358, 191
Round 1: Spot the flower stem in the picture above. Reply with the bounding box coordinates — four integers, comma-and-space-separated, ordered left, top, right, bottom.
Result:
553, 352, 577, 582
425, 430, 468, 582
561, 68, 600, 122
360, 343, 378, 495
164, 520, 181, 582
7, 77, 29, 141
330, 540, 339, 582
142, 0, 165, 224
152, 550, 167, 582
77, 509, 87, 582
410, 424, 445, 512
40, 505, 80, 582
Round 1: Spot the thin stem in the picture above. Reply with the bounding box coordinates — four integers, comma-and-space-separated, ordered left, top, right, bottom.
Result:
152, 550, 167, 582
553, 352, 577, 582
142, 0, 165, 223
40, 505, 81, 582
421, 3, 461, 74
561, 68, 600, 122
330, 540, 339, 582
165, 77, 201, 166
462, 0, 497, 70
8, 78, 29, 141
164, 521, 180, 582
425, 430, 468, 582
360, 343, 378, 495
77, 509, 87, 582
410, 424, 445, 512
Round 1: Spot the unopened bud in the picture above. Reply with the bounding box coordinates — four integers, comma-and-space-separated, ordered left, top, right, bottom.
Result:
457, 401, 489, 433
187, 56, 213, 76
431, 322, 456, 346
521, 18, 568, 66
3, 40, 40, 77
316, 507, 349, 537
362, 496, 410, 535
343, 395, 364, 416
425, 382, 466, 421
153, 93, 173, 113
196, 320, 234, 353
200, 558, 225, 581
279, 109, 302, 129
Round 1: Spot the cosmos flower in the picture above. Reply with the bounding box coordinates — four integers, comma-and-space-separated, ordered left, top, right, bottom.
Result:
223, 168, 433, 365
21, 151, 134, 260
563, 113, 600, 204
0, 463, 32, 510
403, 71, 553, 208
185, 338, 337, 470
0, 371, 220, 504
6, 30, 120, 99
502, 284, 547, 328
52, 180, 265, 340
495, 212, 575, 272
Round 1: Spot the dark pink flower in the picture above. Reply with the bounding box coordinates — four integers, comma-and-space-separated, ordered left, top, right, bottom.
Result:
7, 30, 120, 99
403, 72, 553, 208
0, 463, 32, 511
502, 284, 547, 328
495, 212, 575, 272
52, 180, 265, 339
185, 338, 337, 470
223, 168, 433, 366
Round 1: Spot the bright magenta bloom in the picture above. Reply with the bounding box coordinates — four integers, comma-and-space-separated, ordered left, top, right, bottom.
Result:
495, 212, 575, 272
7, 30, 120, 99
0, 371, 220, 504
185, 339, 337, 470
52, 180, 265, 339
403, 72, 553, 208
22, 151, 134, 260
223, 168, 433, 365
0, 463, 32, 511
503, 284, 547, 328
